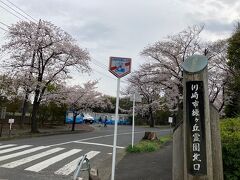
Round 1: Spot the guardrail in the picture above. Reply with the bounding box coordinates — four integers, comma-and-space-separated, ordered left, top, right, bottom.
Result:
73, 154, 90, 180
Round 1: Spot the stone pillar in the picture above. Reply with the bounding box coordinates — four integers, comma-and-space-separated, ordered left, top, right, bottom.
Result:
182, 55, 213, 180
210, 104, 224, 180
172, 123, 184, 180
173, 55, 223, 180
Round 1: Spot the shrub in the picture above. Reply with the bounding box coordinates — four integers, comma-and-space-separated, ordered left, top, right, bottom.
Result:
221, 118, 240, 180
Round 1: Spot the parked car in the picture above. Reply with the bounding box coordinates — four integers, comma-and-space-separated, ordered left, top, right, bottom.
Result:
83, 114, 95, 124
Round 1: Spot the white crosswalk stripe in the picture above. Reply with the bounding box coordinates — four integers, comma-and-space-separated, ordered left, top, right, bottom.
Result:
0, 145, 32, 155
0, 146, 48, 162
0, 144, 17, 149
25, 149, 82, 172
0, 144, 104, 177
54, 150, 100, 176
1, 147, 64, 168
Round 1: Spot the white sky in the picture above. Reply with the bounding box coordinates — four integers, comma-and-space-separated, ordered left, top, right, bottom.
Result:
0, 0, 239, 96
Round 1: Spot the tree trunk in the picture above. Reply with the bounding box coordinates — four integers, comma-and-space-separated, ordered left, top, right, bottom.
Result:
20, 92, 29, 129
72, 113, 77, 131
176, 101, 183, 124
31, 90, 40, 133
149, 106, 155, 127
142, 132, 158, 140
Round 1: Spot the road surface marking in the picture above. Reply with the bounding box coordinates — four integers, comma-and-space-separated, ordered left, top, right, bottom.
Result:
0, 145, 32, 155
55, 151, 100, 175
0, 146, 48, 162
1, 147, 64, 168
75, 131, 146, 142
0, 144, 17, 149
48, 131, 146, 147
25, 149, 82, 172
74, 141, 124, 149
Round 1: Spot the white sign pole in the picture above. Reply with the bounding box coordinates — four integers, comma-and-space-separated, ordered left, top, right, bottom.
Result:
111, 78, 120, 180
168, 117, 173, 130
131, 93, 136, 148
8, 119, 14, 136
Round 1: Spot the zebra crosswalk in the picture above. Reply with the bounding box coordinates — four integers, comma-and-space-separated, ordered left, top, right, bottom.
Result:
26, 149, 82, 172
0, 146, 48, 162
1, 147, 64, 168
0, 143, 101, 177
0, 145, 32, 155
0, 144, 17, 149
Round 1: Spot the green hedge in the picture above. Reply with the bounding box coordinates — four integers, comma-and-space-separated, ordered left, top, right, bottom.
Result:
221, 118, 240, 180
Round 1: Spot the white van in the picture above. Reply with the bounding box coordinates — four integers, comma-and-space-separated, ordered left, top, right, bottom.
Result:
83, 114, 95, 124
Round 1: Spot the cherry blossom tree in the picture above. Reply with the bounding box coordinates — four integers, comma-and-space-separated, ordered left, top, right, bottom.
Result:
92, 95, 114, 113
140, 25, 229, 120
58, 81, 106, 131
43, 81, 103, 110
205, 39, 229, 113
1, 20, 91, 133
126, 66, 164, 127
0, 74, 19, 106
140, 26, 202, 121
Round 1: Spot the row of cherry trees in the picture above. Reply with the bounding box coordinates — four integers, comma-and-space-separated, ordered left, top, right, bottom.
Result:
0, 20, 107, 133
1, 21, 234, 130
126, 25, 230, 127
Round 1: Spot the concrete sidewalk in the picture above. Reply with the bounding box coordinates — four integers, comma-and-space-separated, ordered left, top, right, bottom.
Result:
114, 142, 172, 180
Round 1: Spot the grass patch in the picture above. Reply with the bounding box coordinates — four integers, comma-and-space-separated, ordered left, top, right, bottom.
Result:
126, 135, 172, 153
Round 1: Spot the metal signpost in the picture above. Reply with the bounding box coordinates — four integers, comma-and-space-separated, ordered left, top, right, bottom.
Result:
168, 117, 173, 124
130, 92, 142, 148
109, 56, 131, 180
168, 117, 173, 128
8, 118, 14, 136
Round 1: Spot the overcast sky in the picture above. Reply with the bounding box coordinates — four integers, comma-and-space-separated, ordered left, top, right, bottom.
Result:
0, 0, 239, 96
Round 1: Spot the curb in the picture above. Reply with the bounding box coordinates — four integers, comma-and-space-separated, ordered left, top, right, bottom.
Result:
94, 149, 126, 180
0, 127, 95, 141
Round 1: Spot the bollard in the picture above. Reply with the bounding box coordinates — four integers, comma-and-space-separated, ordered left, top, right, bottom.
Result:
89, 168, 100, 180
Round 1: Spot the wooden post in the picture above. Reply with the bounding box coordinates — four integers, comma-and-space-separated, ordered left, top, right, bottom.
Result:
182, 55, 213, 180
173, 55, 223, 180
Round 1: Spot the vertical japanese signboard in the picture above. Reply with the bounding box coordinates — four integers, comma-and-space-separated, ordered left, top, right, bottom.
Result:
186, 81, 207, 175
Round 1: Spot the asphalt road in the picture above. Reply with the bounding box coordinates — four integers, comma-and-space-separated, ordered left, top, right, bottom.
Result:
0, 125, 171, 180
